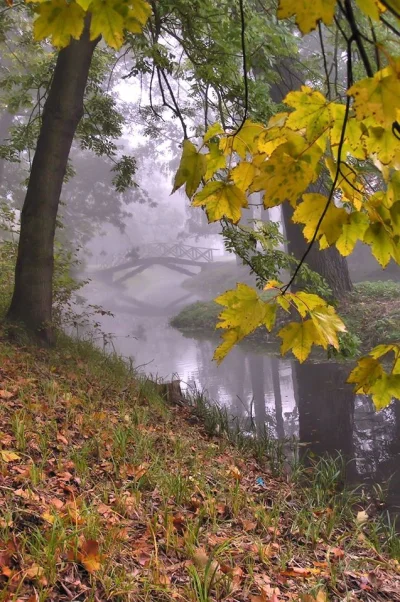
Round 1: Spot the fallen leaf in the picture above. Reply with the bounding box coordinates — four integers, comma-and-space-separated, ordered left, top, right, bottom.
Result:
242, 519, 257, 531
56, 432, 69, 445
356, 510, 369, 524
77, 539, 102, 573
0, 390, 14, 399
0, 450, 21, 462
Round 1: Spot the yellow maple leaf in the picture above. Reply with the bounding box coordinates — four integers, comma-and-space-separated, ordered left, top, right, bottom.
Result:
363, 221, 396, 267
289, 291, 327, 318
172, 140, 206, 198
213, 284, 277, 362
365, 126, 400, 165
75, 0, 92, 9
335, 212, 369, 256
348, 344, 400, 410
192, 181, 248, 223
33, 0, 86, 47
292, 192, 348, 247
277, 0, 336, 34
285, 86, 332, 142
325, 158, 364, 210
329, 106, 367, 160
204, 142, 226, 181
251, 137, 321, 208
230, 162, 256, 191
278, 320, 324, 362
347, 356, 384, 391
348, 60, 400, 128
89, 0, 150, 48
219, 120, 264, 158
204, 122, 224, 142
355, 0, 386, 20
310, 305, 346, 349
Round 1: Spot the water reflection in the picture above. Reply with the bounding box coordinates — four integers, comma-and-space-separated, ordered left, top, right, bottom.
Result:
82, 272, 400, 514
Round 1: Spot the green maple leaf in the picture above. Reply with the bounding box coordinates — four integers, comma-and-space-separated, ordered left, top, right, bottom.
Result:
173, 140, 207, 198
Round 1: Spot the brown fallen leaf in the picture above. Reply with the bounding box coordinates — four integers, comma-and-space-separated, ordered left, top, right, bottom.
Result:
242, 518, 257, 531
56, 432, 69, 445
77, 539, 102, 573
0, 390, 14, 399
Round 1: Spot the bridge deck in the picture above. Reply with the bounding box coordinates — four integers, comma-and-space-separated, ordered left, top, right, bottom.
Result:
93, 242, 217, 271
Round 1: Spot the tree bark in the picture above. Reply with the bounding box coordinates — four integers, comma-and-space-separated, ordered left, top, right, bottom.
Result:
7, 23, 99, 342
283, 203, 353, 299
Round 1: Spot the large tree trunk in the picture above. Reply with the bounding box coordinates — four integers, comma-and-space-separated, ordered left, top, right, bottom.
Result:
7, 23, 99, 343
268, 62, 352, 300
283, 203, 353, 299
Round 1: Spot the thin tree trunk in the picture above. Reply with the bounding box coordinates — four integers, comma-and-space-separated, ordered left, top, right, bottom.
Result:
7, 22, 99, 342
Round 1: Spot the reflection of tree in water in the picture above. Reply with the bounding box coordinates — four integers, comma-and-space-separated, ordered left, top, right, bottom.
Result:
294, 362, 356, 478
353, 397, 400, 511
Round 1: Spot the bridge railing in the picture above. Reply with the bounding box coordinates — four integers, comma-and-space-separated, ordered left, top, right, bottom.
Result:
139, 243, 216, 262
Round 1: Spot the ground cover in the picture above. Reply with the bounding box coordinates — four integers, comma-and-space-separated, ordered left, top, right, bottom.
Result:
0, 328, 399, 601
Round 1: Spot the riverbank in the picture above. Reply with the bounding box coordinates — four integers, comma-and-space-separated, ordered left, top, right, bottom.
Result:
0, 327, 399, 601
171, 280, 400, 355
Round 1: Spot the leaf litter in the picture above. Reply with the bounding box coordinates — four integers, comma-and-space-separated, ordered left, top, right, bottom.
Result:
0, 334, 399, 601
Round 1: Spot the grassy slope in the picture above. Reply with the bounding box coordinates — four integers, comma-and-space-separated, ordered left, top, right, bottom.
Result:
171, 281, 400, 352
0, 330, 399, 602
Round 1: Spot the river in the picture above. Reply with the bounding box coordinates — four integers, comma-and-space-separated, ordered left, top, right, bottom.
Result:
81, 266, 400, 516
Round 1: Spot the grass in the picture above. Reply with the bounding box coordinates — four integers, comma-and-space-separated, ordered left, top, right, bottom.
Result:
171, 280, 400, 355
0, 327, 399, 601
340, 280, 400, 349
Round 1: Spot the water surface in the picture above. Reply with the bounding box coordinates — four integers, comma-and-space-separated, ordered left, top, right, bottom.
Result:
82, 267, 400, 514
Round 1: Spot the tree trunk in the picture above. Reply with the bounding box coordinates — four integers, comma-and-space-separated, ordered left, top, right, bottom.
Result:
283, 203, 353, 299
7, 23, 99, 342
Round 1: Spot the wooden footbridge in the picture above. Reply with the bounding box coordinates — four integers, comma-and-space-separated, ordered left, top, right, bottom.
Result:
93, 242, 216, 286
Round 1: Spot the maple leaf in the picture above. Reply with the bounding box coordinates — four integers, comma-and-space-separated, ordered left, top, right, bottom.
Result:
219, 120, 264, 158
277, 0, 336, 34
204, 142, 226, 181
278, 320, 324, 362
289, 291, 328, 317
310, 305, 347, 349
292, 193, 348, 248
251, 150, 319, 209
325, 157, 364, 210
363, 222, 395, 267
33, 0, 86, 48
348, 60, 400, 128
347, 356, 384, 392
336, 212, 369, 256
213, 284, 277, 362
204, 122, 224, 142
89, 0, 151, 47
173, 140, 207, 198
230, 162, 256, 191
355, 0, 386, 21
192, 181, 248, 223
365, 126, 400, 164
77, 539, 102, 573
330, 107, 367, 160
285, 86, 332, 141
